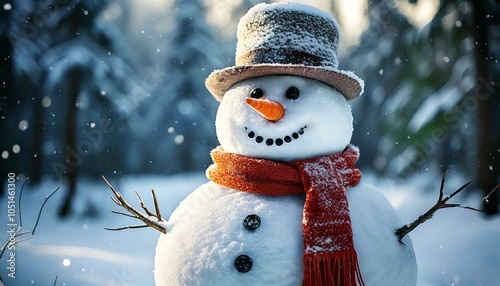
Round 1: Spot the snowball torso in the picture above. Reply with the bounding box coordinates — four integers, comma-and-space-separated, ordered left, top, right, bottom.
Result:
154, 182, 417, 285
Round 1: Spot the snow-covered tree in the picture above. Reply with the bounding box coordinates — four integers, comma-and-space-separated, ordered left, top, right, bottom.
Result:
347, 0, 499, 213
135, 0, 222, 174
5, 0, 144, 216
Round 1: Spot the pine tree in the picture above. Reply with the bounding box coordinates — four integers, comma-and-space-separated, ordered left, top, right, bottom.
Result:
6, 0, 142, 216
347, 0, 499, 213
141, 0, 220, 174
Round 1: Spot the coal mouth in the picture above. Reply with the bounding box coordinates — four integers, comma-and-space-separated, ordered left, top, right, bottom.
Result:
244, 126, 307, 146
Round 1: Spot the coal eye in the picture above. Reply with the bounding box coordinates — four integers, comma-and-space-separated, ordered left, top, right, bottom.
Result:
285, 86, 300, 100
250, 88, 264, 99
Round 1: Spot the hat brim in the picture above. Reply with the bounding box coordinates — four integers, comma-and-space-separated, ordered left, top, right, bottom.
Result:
205, 64, 364, 102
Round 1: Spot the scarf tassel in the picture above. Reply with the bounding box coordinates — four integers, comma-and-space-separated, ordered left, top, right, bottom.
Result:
302, 251, 365, 286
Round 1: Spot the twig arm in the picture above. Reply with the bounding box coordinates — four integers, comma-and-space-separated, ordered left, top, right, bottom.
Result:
395, 204, 440, 241
395, 169, 497, 241
103, 176, 166, 234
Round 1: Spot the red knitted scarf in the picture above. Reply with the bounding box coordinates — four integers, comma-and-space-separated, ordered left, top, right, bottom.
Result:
206, 145, 364, 286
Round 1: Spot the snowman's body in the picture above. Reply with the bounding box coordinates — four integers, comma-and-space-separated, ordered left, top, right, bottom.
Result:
155, 182, 417, 285
154, 76, 417, 285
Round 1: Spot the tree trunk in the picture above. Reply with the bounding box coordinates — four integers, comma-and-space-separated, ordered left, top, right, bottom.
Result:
472, 0, 499, 215
0, 0, 14, 196
31, 97, 45, 185
58, 68, 80, 217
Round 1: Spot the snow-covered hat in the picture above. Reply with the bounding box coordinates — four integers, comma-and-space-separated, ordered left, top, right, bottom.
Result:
205, 3, 364, 101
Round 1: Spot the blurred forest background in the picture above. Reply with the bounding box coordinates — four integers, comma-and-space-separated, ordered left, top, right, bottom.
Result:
1, 0, 499, 217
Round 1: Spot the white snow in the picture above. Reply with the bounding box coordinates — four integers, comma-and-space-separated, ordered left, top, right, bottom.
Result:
1, 171, 498, 285
0, 174, 206, 285
243, 3, 337, 25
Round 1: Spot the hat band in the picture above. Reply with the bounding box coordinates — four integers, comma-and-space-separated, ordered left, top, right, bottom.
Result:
236, 49, 328, 67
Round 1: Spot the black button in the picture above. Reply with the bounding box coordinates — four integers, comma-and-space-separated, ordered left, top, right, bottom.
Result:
234, 255, 252, 273
243, 214, 261, 230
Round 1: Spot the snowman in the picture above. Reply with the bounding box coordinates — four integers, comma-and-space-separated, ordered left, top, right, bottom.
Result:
153, 3, 417, 285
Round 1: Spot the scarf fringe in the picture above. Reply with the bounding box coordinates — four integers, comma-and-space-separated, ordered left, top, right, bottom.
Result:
302, 251, 365, 286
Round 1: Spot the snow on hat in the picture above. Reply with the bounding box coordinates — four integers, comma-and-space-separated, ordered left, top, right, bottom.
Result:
205, 2, 364, 101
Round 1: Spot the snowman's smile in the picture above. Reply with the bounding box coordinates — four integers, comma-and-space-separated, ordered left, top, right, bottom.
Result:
244, 126, 307, 146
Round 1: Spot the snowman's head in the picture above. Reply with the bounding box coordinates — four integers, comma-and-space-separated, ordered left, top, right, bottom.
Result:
215, 75, 353, 161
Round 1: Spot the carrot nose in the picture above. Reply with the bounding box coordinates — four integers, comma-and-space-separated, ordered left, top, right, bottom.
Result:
245, 98, 285, 121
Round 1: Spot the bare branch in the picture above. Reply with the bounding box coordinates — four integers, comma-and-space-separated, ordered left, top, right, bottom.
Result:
152, 189, 163, 222
15, 231, 32, 238
0, 238, 11, 261
444, 179, 473, 203
438, 169, 448, 202
13, 236, 34, 245
18, 178, 29, 229
32, 187, 60, 236
110, 195, 122, 206
111, 210, 137, 219
483, 184, 500, 202
103, 176, 166, 234
105, 225, 150, 231
136, 191, 155, 217
396, 169, 498, 241
0, 184, 59, 261
460, 205, 483, 212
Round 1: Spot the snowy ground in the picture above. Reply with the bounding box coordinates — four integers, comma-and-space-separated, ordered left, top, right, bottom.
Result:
0, 171, 499, 285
